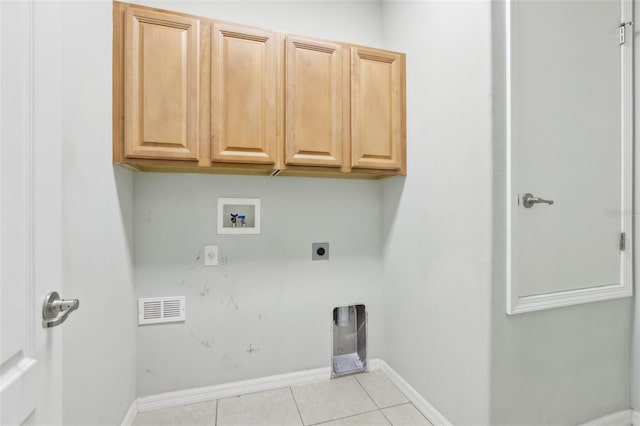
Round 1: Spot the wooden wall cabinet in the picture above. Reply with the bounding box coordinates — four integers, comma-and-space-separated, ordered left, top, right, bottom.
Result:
351, 47, 405, 171
212, 23, 279, 165
123, 7, 200, 160
113, 2, 406, 178
285, 36, 345, 168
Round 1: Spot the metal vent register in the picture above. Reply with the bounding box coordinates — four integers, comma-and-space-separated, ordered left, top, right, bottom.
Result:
138, 296, 185, 325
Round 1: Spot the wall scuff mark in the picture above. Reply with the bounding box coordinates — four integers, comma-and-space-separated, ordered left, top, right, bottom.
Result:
229, 295, 239, 310
200, 284, 210, 296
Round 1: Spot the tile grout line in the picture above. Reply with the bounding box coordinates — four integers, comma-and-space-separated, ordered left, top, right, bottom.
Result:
354, 371, 421, 426
353, 373, 382, 410
214, 399, 218, 426
357, 371, 413, 409
383, 401, 414, 410
372, 370, 412, 405
309, 408, 383, 426
379, 407, 395, 426
383, 403, 434, 426
213, 384, 295, 400
351, 375, 393, 425
288, 386, 306, 426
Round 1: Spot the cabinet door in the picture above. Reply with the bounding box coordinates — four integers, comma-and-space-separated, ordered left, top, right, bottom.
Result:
285, 36, 343, 167
351, 47, 404, 170
212, 23, 278, 164
124, 7, 199, 160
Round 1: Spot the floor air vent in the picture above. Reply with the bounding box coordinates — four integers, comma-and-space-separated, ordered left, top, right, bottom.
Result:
138, 296, 185, 325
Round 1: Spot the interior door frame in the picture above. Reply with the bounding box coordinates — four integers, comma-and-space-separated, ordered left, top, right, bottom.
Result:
506, 0, 634, 314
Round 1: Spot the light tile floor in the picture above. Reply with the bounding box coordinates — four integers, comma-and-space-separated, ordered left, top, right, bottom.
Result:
132, 371, 433, 426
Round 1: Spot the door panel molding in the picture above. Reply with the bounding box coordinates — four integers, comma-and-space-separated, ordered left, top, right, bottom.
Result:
1, 1, 63, 423
506, 0, 633, 314
0, 1, 39, 424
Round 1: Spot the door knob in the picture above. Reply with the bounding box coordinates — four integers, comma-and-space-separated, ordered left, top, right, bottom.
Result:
522, 193, 554, 208
42, 291, 79, 328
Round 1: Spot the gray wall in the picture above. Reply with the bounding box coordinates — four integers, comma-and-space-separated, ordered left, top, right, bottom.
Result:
131, 0, 385, 397
56, 0, 638, 423
490, 2, 632, 424
61, 1, 137, 425
135, 175, 384, 395
380, 2, 494, 424
130, 0, 383, 47
380, 1, 634, 424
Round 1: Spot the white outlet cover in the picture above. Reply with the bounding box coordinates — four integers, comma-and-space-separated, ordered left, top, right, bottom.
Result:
204, 245, 219, 266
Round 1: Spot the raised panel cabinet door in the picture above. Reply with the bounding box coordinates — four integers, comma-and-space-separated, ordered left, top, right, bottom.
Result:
286, 36, 343, 167
351, 47, 404, 170
124, 7, 200, 160
212, 23, 278, 164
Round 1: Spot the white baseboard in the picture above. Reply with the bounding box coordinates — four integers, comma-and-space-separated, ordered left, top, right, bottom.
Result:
136, 358, 383, 413
137, 365, 330, 412
377, 359, 452, 426
124, 360, 635, 426
123, 358, 445, 426
368, 358, 382, 371
579, 409, 633, 426
120, 399, 138, 426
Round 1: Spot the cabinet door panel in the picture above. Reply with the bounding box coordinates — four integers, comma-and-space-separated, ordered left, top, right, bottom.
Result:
212, 23, 277, 164
286, 36, 343, 167
351, 48, 403, 170
124, 7, 199, 160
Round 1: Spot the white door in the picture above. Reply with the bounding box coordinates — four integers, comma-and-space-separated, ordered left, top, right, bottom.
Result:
507, 0, 633, 313
0, 1, 65, 424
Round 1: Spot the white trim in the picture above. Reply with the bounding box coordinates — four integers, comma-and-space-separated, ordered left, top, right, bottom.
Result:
579, 409, 633, 426
632, 410, 640, 426
505, 0, 516, 315
120, 400, 138, 426
367, 358, 381, 371
0, 357, 36, 393
23, 0, 35, 360
378, 360, 451, 426
124, 359, 437, 424
619, 0, 634, 316
506, 0, 634, 315
508, 283, 632, 315
137, 365, 333, 412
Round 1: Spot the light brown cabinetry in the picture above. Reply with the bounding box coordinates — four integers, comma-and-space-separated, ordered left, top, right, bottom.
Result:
113, 2, 406, 178
285, 36, 345, 168
351, 47, 405, 171
122, 7, 200, 160
212, 23, 279, 165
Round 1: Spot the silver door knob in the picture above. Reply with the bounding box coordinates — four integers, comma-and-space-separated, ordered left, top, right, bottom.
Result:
42, 291, 79, 328
522, 193, 554, 208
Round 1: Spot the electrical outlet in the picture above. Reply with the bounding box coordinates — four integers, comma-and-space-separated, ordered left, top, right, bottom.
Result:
312, 242, 329, 260
204, 245, 219, 266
